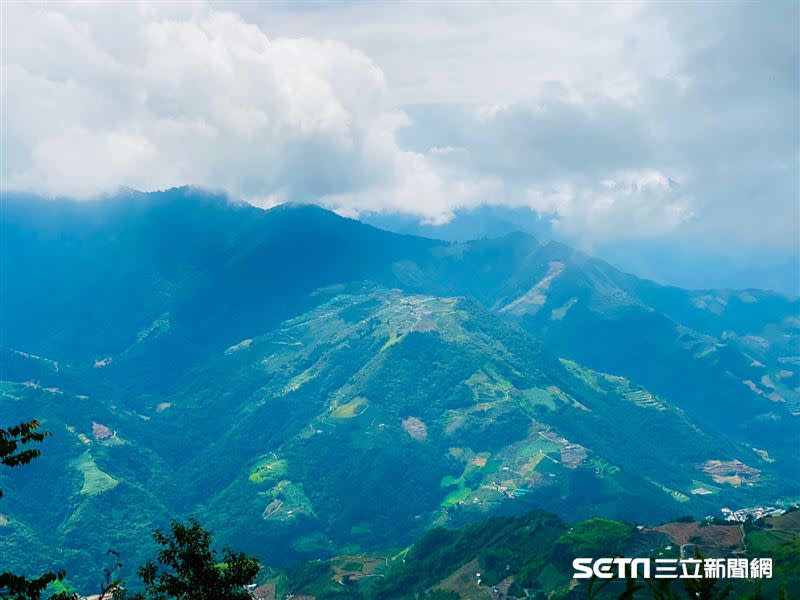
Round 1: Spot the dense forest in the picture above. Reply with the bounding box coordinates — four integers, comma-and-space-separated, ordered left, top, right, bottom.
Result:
2, 419, 797, 600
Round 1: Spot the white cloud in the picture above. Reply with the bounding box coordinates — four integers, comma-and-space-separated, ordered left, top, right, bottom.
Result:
23, 128, 158, 197
1, 1, 797, 252
1, 2, 470, 223
524, 170, 694, 244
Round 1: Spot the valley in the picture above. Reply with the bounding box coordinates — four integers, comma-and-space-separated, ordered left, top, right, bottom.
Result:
254, 508, 800, 599
0, 189, 798, 595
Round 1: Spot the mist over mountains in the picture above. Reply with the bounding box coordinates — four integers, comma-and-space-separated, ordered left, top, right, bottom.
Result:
362, 206, 800, 296
1, 187, 798, 593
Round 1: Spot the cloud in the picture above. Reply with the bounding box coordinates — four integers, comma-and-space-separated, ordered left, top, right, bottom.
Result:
1, 2, 458, 221
383, 2, 798, 252
1, 1, 797, 252
525, 170, 694, 242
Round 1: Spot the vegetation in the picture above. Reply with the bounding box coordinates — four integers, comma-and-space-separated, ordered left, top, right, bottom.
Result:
1, 418, 261, 600
552, 518, 635, 569
113, 519, 259, 600
1, 418, 798, 599
270, 509, 800, 599
0, 420, 76, 600
1, 193, 798, 596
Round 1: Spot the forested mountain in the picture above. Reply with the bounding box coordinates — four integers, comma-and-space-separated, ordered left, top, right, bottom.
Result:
264, 508, 800, 600
1, 188, 797, 593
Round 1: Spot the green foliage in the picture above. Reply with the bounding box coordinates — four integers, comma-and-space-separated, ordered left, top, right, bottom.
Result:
371, 511, 564, 599
113, 518, 260, 600
0, 420, 49, 500
764, 532, 800, 598
278, 557, 371, 599
1, 195, 799, 595
247, 457, 288, 484
552, 518, 635, 569
283, 560, 331, 590
114, 518, 259, 600
0, 420, 77, 600
72, 451, 119, 495
0, 571, 77, 600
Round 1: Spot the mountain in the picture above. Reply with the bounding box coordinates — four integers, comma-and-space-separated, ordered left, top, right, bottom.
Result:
392, 234, 800, 451
263, 508, 800, 600
172, 286, 794, 559
1, 188, 798, 593
1, 189, 437, 394
361, 205, 554, 244
4, 190, 797, 431
361, 206, 800, 296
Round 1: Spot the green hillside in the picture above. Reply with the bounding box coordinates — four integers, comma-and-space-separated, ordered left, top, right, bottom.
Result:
262, 508, 800, 599
4, 284, 794, 593
1, 192, 798, 594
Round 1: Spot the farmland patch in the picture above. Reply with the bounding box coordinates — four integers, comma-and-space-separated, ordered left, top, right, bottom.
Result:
331, 396, 368, 419
249, 457, 289, 484
72, 451, 118, 496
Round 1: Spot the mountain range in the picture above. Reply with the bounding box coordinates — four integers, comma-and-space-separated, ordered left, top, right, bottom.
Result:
1, 187, 798, 593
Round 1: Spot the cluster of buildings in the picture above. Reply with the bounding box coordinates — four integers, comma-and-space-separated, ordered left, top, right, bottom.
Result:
719, 505, 786, 522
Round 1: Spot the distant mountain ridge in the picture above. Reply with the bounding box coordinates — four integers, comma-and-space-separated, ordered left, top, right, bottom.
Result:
261, 508, 800, 599
1, 187, 798, 593
361, 205, 800, 296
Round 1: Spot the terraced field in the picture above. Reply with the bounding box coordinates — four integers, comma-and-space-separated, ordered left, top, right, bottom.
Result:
72, 451, 118, 496
622, 389, 666, 410
249, 456, 289, 484
647, 478, 690, 503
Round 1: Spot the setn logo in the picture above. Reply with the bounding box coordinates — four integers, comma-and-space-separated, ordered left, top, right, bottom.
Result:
573, 558, 651, 579
573, 557, 772, 580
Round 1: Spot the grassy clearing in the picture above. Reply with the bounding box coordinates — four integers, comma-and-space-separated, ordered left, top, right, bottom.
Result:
647, 478, 689, 503
747, 530, 792, 552
441, 474, 463, 488
332, 396, 368, 419
73, 451, 118, 496
519, 438, 560, 459
380, 334, 404, 352
484, 365, 513, 393
350, 522, 373, 536
688, 479, 720, 495
291, 532, 331, 553
442, 487, 472, 507
249, 457, 288, 484
282, 366, 318, 394
748, 511, 800, 552
262, 480, 315, 521
439, 451, 498, 508
559, 359, 606, 393
519, 453, 546, 476
518, 387, 557, 410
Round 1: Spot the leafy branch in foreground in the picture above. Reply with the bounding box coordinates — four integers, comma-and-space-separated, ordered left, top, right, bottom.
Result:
113, 518, 259, 600
0, 420, 50, 500
0, 420, 77, 600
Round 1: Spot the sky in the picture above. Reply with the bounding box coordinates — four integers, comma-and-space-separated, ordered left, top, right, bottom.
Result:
2, 1, 798, 267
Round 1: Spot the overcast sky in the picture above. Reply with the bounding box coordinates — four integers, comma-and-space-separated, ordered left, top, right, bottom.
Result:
2, 1, 798, 256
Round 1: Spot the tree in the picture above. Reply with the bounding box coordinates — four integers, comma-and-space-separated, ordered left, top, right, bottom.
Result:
0, 420, 49, 499
0, 420, 76, 600
114, 518, 259, 600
